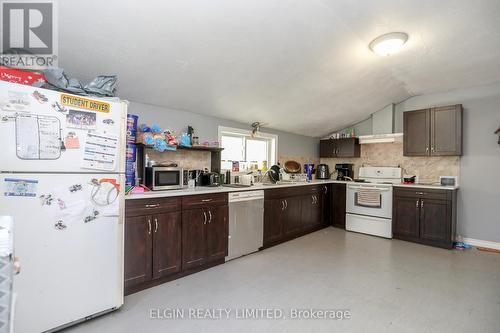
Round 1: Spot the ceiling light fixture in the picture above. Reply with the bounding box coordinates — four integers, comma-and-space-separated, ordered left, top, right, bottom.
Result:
369, 32, 408, 56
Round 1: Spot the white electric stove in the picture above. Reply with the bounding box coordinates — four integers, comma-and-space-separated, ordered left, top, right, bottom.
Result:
345, 167, 402, 238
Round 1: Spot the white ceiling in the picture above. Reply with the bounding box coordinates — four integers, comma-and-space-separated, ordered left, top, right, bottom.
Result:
58, 0, 500, 137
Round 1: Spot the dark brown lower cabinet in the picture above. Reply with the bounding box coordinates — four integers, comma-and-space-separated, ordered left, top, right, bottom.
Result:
182, 205, 228, 270
282, 196, 302, 236
331, 183, 346, 229
124, 215, 152, 289
419, 199, 449, 243
301, 192, 323, 231
124, 194, 228, 295
263, 185, 330, 248
393, 196, 420, 238
153, 212, 182, 279
393, 187, 456, 249
181, 208, 206, 270
263, 198, 285, 245
205, 205, 229, 261
124, 210, 182, 292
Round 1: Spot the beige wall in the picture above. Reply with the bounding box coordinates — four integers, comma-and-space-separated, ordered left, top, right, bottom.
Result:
320, 142, 459, 184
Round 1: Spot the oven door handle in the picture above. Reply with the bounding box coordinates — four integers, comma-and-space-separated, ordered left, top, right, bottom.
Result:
348, 185, 391, 191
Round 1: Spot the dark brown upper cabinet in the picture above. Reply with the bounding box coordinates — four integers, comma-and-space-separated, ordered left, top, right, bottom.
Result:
404, 105, 462, 156
320, 138, 360, 158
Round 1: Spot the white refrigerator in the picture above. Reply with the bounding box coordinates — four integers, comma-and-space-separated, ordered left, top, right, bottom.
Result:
0, 81, 127, 332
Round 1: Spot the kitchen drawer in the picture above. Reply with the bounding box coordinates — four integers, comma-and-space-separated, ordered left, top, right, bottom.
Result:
394, 187, 450, 201
302, 184, 330, 194
182, 193, 227, 209
264, 186, 304, 199
126, 198, 181, 217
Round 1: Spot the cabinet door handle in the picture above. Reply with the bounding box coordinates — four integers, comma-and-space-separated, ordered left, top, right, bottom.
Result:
203, 211, 207, 224
421, 200, 424, 209
431, 146, 435, 153
281, 200, 285, 211
145, 204, 160, 208
202, 199, 212, 202
208, 210, 212, 223
154, 218, 158, 233
324, 186, 328, 194
148, 219, 152, 235
311, 196, 315, 205
426, 147, 429, 154
416, 199, 419, 209
285, 199, 288, 209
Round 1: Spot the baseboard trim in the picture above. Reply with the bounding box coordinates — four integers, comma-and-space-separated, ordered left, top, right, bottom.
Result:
462, 238, 500, 251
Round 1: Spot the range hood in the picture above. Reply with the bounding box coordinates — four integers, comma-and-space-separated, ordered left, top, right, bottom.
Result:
358, 104, 403, 144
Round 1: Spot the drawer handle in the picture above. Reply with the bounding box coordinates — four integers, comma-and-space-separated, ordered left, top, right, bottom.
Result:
202, 199, 212, 202
416, 192, 424, 195
145, 204, 160, 208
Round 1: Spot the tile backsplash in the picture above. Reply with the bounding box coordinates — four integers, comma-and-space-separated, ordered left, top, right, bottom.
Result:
143, 151, 319, 173
279, 155, 320, 170
146, 149, 211, 170
320, 142, 459, 184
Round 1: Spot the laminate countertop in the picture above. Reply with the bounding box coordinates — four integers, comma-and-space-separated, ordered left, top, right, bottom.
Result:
126, 180, 458, 200
125, 180, 350, 200
392, 183, 459, 191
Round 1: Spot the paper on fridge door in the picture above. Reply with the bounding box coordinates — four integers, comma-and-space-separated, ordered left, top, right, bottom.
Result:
89, 179, 120, 217
81, 131, 118, 171
15, 114, 62, 160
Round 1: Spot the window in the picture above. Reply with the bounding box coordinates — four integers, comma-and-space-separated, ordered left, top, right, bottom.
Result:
219, 126, 277, 172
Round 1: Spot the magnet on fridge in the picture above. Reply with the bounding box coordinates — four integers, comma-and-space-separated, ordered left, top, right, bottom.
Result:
69, 184, 82, 193
57, 198, 66, 210
4, 178, 38, 197
54, 220, 67, 230
64, 131, 80, 149
84, 209, 99, 223
51, 101, 68, 113
39, 194, 54, 206
32, 91, 48, 104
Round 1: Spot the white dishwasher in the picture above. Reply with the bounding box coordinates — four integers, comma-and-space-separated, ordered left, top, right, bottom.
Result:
226, 190, 264, 261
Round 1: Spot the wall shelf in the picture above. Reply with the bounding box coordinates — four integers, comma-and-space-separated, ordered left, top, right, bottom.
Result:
137, 143, 224, 153
135, 143, 224, 184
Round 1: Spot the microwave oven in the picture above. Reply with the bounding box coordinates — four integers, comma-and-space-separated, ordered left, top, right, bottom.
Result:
145, 166, 184, 190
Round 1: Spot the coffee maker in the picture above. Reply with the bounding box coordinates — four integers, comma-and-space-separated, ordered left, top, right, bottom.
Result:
335, 163, 353, 181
